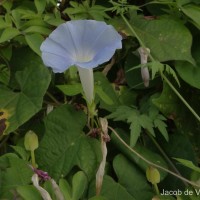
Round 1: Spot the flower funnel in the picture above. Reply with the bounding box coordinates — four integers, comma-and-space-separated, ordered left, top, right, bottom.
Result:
40, 20, 122, 104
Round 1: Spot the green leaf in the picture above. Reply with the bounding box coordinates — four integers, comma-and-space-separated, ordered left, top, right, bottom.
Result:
24, 26, 51, 35
0, 61, 51, 135
59, 179, 72, 200
113, 155, 154, 200
0, 45, 12, 60
89, 196, 107, 200
0, 64, 10, 85
108, 106, 155, 147
72, 171, 87, 200
148, 62, 180, 87
154, 119, 169, 141
0, 17, 10, 29
17, 185, 43, 200
138, 114, 155, 136
11, 9, 21, 28
36, 105, 101, 180
95, 85, 114, 105
0, 27, 20, 43
94, 175, 136, 200
44, 14, 65, 26
181, 4, 200, 29
10, 145, 28, 161
111, 128, 168, 180
34, 0, 46, 14
107, 106, 139, 146
0, 156, 33, 198
152, 82, 181, 118
2, 0, 13, 11
25, 33, 44, 56
94, 72, 120, 112
57, 83, 83, 96
129, 116, 141, 147
22, 18, 49, 28
149, 61, 164, 80
175, 40, 200, 89
173, 158, 200, 173
176, 61, 200, 89
176, 0, 191, 7
107, 105, 131, 121
165, 64, 180, 87
130, 16, 195, 64
5, 13, 12, 25
159, 132, 197, 190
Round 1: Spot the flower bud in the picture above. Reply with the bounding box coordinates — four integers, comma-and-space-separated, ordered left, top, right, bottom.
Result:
24, 130, 38, 151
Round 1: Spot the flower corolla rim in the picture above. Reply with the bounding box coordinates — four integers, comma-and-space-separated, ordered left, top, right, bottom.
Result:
40, 20, 122, 73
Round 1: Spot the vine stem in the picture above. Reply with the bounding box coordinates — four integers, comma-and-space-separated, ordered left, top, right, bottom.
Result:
147, 132, 188, 186
161, 72, 200, 123
120, 13, 146, 48
108, 126, 200, 188
46, 92, 61, 105
121, 13, 200, 123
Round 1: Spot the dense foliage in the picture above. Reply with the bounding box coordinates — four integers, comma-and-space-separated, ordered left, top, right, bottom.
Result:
0, 0, 200, 199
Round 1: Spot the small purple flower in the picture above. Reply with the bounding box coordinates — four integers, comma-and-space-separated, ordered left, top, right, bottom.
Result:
40, 20, 122, 104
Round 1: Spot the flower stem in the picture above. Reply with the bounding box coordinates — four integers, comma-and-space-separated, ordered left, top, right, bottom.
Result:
31, 150, 37, 168
153, 183, 160, 195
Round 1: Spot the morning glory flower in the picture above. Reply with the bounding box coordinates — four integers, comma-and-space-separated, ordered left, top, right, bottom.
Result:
40, 20, 122, 104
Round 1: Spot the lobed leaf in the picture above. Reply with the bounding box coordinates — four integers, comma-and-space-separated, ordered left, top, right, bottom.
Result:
0, 60, 50, 135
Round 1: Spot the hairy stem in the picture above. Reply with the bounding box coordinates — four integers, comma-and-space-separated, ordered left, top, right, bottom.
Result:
109, 126, 200, 188
147, 132, 187, 186
161, 72, 200, 122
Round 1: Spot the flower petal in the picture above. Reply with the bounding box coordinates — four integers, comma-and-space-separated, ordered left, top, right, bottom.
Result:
42, 52, 73, 73
66, 20, 109, 62
45, 23, 78, 58
41, 38, 72, 59
40, 20, 122, 73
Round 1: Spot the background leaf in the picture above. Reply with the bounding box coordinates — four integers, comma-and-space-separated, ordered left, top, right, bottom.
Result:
0, 62, 51, 135
72, 171, 87, 200
0, 156, 33, 199
36, 105, 101, 180
25, 33, 44, 56
130, 15, 195, 64
181, 4, 200, 29
0, 27, 20, 43
17, 185, 43, 200
113, 154, 154, 200
175, 36, 200, 89
89, 176, 136, 200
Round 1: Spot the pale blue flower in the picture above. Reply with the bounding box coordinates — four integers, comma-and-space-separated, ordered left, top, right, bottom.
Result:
40, 20, 122, 104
